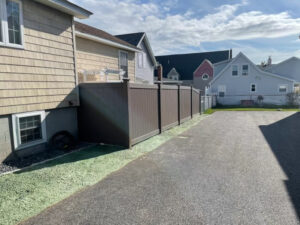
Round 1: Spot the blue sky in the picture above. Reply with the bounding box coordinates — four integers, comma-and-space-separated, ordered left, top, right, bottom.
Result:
70, 0, 300, 63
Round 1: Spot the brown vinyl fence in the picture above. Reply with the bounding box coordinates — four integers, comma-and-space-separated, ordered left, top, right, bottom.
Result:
78, 81, 208, 148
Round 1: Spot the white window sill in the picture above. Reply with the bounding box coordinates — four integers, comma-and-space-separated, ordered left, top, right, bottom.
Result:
0, 43, 24, 50
15, 139, 47, 151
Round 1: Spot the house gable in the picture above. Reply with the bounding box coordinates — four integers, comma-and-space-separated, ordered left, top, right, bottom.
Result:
210, 52, 295, 86
193, 60, 213, 78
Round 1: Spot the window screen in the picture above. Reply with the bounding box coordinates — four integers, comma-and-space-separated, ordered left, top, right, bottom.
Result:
242, 65, 248, 75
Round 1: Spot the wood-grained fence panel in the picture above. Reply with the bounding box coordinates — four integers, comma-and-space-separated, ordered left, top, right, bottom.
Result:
161, 85, 179, 131
192, 88, 200, 115
129, 84, 160, 145
180, 86, 192, 122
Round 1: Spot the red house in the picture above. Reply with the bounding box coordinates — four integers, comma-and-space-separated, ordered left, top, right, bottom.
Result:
193, 60, 214, 91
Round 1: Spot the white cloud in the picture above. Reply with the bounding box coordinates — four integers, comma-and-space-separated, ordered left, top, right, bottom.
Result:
71, 0, 300, 56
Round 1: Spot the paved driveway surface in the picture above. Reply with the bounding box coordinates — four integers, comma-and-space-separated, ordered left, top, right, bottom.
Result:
21, 112, 300, 225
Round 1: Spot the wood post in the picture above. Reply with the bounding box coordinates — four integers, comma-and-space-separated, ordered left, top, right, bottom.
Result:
123, 77, 132, 148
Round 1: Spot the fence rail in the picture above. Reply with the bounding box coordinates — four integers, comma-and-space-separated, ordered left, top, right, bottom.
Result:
78, 80, 215, 147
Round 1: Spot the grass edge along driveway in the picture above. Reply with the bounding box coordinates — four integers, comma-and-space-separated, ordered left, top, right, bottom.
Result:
0, 114, 208, 225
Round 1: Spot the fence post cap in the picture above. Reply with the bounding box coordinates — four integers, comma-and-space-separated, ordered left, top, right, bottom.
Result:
123, 77, 130, 83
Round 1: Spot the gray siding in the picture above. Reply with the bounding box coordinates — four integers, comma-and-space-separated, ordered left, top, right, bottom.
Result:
135, 40, 154, 84
267, 58, 300, 82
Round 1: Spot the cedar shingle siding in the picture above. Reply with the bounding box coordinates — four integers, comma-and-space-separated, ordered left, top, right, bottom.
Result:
0, 1, 77, 116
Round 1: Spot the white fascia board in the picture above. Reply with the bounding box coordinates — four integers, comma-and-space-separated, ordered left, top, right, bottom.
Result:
141, 34, 157, 67
76, 31, 141, 53
34, 0, 93, 19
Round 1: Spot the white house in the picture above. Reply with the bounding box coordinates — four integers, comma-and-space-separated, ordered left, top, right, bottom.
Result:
208, 52, 296, 106
116, 32, 157, 84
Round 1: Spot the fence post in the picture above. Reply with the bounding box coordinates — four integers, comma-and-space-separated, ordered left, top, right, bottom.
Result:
178, 84, 181, 125
191, 85, 193, 118
123, 77, 132, 148
157, 82, 162, 134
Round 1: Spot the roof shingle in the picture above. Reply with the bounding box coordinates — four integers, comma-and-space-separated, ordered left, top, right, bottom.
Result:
156, 50, 231, 80
75, 22, 139, 50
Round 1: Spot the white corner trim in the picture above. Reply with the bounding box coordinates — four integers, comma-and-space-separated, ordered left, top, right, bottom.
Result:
12, 111, 47, 151
76, 31, 141, 53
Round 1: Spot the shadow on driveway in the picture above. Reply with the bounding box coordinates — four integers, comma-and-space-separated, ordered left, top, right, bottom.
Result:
260, 112, 300, 220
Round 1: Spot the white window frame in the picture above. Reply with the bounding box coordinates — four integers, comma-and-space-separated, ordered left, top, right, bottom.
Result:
242, 64, 249, 76
119, 50, 128, 77
278, 84, 288, 93
142, 52, 146, 68
250, 83, 257, 93
0, 0, 24, 49
218, 85, 226, 97
202, 73, 209, 80
232, 65, 239, 76
137, 52, 143, 68
12, 111, 47, 150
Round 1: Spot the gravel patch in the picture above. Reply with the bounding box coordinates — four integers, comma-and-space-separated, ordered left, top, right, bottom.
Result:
0, 143, 91, 175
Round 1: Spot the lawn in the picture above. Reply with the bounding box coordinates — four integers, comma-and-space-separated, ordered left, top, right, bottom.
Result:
205, 106, 300, 114
0, 114, 207, 225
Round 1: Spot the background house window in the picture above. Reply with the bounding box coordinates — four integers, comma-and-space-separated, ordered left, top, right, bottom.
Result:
218, 85, 226, 97
232, 65, 238, 76
0, 0, 23, 47
279, 85, 287, 93
242, 65, 248, 75
251, 84, 256, 92
138, 52, 143, 68
119, 51, 128, 78
12, 111, 47, 150
202, 73, 209, 80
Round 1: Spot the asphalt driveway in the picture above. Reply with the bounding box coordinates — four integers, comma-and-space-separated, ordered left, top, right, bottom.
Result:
21, 111, 300, 225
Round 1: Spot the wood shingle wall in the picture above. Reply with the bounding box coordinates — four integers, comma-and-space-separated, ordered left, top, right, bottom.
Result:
76, 37, 135, 83
0, 1, 77, 116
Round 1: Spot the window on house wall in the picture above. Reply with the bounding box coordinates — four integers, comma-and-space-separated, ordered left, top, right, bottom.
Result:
12, 111, 47, 150
250, 84, 256, 92
202, 73, 209, 80
218, 85, 226, 97
138, 52, 143, 68
0, 0, 23, 47
232, 65, 238, 76
119, 51, 128, 78
242, 64, 249, 75
279, 85, 287, 93
143, 53, 146, 68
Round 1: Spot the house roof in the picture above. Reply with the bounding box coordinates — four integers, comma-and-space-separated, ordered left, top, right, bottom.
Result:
75, 22, 140, 52
115, 32, 145, 46
34, 0, 92, 19
156, 50, 231, 80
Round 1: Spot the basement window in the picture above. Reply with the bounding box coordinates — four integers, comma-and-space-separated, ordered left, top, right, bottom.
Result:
0, 0, 24, 48
12, 111, 47, 150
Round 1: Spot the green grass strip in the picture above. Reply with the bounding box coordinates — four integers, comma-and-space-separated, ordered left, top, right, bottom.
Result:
205, 107, 300, 114
0, 114, 208, 225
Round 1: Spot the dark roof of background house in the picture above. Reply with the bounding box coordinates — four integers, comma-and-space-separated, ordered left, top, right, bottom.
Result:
115, 32, 145, 47
156, 50, 231, 80
75, 22, 139, 50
